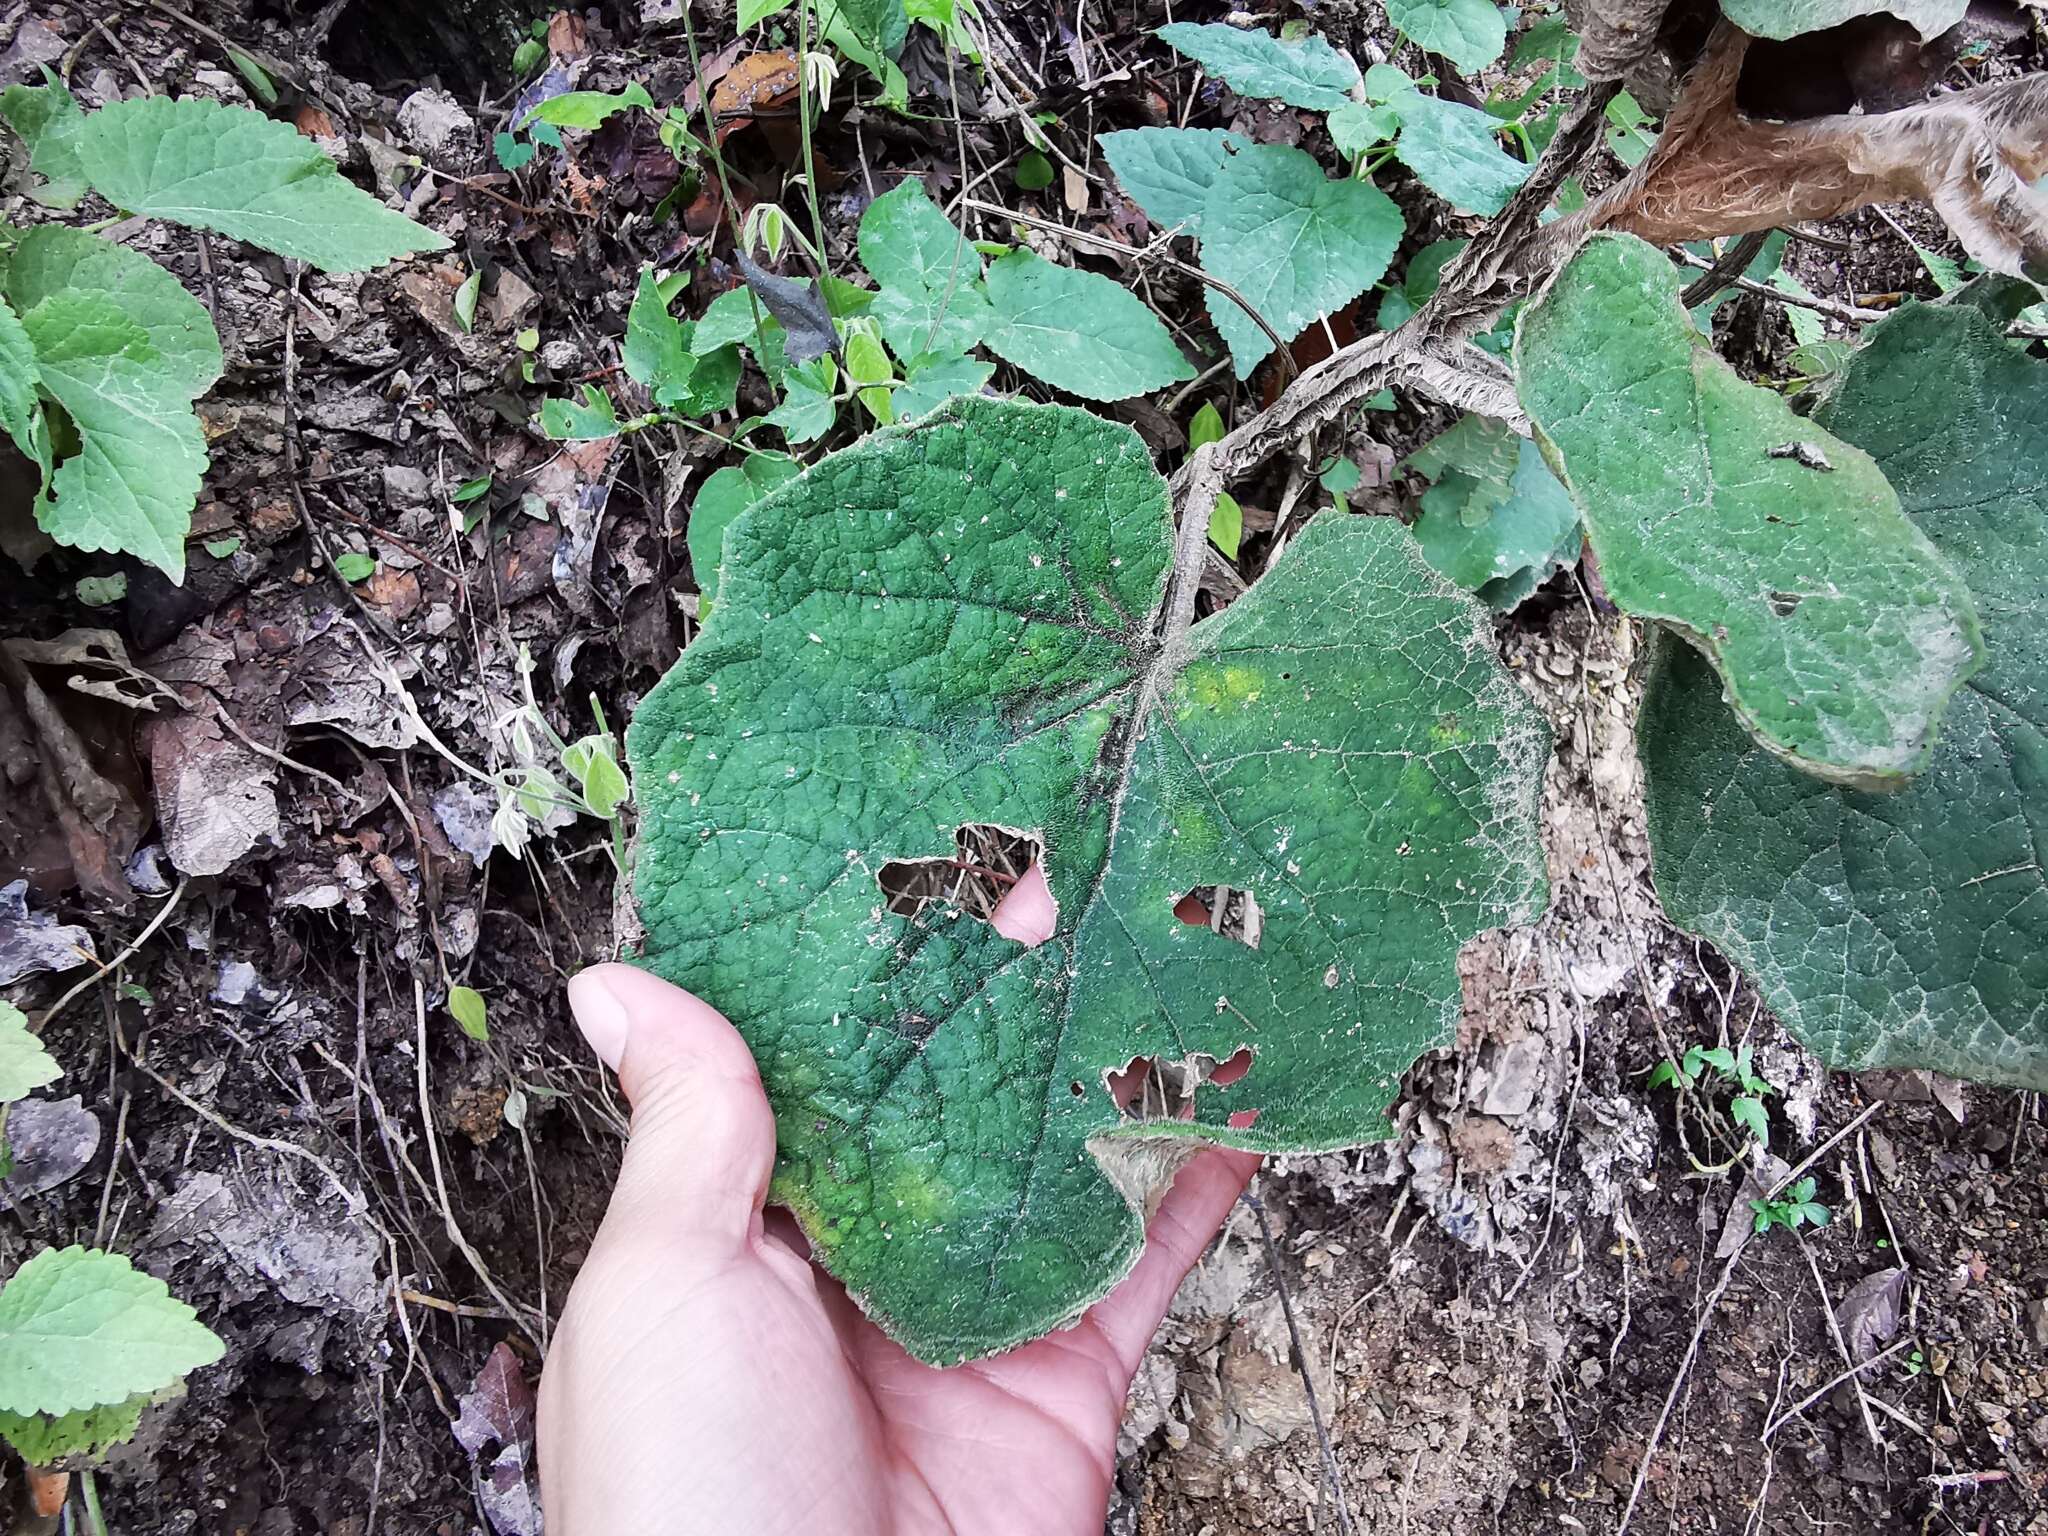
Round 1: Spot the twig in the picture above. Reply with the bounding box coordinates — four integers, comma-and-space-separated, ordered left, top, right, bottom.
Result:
129, 1056, 366, 1213
1795, 1233, 1886, 1452
1242, 1188, 1356, 1536
1670, 248, 1890, 323
410, 977, 547, 1350
36, 879, 190, 1034
1761, 1336, 1911, 1439
1679, 230, 1772, 308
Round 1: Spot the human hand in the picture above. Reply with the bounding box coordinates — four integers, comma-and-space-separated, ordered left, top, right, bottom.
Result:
537, 867, 1260, 1535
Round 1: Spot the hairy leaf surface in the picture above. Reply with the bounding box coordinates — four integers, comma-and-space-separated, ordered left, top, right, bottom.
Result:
1718, 0, 1966, 39
1515, 234, 1981, 788
75, 96, 448, 272
1642, 303, 2048, 1088
1156, 23, 1361, 110
1201, 144, 1403, 378
629, 398, 1548, 1360
0, 1247, 223, 1416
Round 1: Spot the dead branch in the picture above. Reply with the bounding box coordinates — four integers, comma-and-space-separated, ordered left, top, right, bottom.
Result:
1566, 0, 1675, 83
1554, 22, 2048, 276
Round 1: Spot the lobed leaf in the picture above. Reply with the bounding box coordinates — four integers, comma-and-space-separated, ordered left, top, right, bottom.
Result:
627, 396, 1548, 1361
0, 1247, 223, 1417
76, 96, 447, 272
1514, 234, 1981, 788
1640, 302, 2048, 1089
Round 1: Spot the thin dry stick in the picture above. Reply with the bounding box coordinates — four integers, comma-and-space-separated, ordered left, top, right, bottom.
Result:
1243, 1188, 1357, 1536
410, 977, 547, 1349
37, 878, 190, 1032
1761, 1336, 1912, 1440
1796, 1232, 1886, 1452
1615, 1101, 1886, 1533
129, 1056, 365, 1212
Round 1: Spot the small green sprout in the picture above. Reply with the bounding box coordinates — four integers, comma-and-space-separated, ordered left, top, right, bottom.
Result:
1648, 1042, 1778, 1142
1750, 1176, 1830, 1235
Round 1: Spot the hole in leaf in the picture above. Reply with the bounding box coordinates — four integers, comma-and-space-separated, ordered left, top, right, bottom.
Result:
1101, 1047, 1256, 1124
1170, 885, 1263, 948
879, 824, 1043, 924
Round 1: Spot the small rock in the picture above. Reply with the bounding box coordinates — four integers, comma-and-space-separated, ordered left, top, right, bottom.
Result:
2027, 1297, 2048, 1351
1479, 1033, 1545, 1117
396, 89, 475, 158
382, 464, 433, 509
540, 339, 580, 372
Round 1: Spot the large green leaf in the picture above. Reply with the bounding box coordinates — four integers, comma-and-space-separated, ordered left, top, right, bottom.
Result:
1384, 0, 1508, 72
1514, 234, 1981, 789
75, 96, 448, 272
1201, 144, 1403, 379
9, 227, 223, 399
1155, 23, 1360, 110
1404, 414, 1580, 609
0, 1247, 223, 1416
981, 251, 1193, 401
7, 230, 222, 582
1718, 0, 1966, 39
1389, 91, 1531, 217
1098, 127, 1245, 238
0, 79, 87, 208
1641, 302, 2048, 1089
627, 397, 1549, 1361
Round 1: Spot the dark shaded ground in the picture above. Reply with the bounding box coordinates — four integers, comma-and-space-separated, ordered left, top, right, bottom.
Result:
0, 1, 2041, 1533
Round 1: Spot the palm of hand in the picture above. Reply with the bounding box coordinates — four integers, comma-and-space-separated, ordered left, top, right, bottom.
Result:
537, 962, 1255, 1536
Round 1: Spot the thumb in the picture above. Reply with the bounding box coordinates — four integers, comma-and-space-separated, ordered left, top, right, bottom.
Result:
568, 964, 775, 1254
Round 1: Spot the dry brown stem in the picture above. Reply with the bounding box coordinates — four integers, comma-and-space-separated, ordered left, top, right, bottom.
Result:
1560, 22, 2048, 276
1566, 0, 1675, 83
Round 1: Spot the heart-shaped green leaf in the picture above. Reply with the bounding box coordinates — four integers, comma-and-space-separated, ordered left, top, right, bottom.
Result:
1201, 144, 1403, 378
